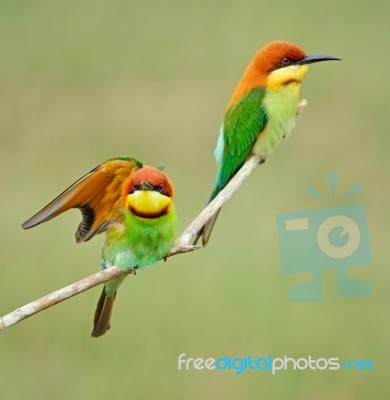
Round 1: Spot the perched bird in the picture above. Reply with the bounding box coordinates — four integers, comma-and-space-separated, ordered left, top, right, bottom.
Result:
22, 157, 178, 337
194, 40, 340, 245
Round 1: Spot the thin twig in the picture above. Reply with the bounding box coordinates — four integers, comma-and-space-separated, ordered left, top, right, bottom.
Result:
0, 100, 307, 333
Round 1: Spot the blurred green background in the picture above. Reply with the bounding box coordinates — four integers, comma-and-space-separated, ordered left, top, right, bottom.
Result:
1, 0, 389, 398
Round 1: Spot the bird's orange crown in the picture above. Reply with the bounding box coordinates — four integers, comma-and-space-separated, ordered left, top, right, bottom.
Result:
228, 40, 306, 105
122, 167, 174, 198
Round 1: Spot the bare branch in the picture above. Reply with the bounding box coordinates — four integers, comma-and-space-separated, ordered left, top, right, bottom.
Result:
0, 267, 125, 331
0, 100, 307, 333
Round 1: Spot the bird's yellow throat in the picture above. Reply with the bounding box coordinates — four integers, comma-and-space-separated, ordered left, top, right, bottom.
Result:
126, 191, 171, 218
267, 64, 309, 90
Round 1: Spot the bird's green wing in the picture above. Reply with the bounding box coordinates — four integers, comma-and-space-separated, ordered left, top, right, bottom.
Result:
22, 157, 143, 243
214, 87, 267, 196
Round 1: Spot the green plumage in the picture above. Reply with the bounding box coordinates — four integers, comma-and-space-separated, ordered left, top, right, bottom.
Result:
197, 81, 301, 245
92, 204, 177, 337
102, 207, 178, 285
212, 87, 267, 201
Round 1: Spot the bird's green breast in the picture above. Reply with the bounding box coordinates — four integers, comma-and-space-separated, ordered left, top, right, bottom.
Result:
253, 82, 301, 158
102, 207, 177, 270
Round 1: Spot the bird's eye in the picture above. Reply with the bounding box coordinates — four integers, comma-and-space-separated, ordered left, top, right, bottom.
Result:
157, 184, 165, 192
133, 184, 141, 191
281, 57, 290, 66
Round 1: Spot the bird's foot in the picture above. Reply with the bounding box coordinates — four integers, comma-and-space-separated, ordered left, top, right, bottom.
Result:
258, 157, 265, 165
128, 266, 138, 275
163, 255, 168, 262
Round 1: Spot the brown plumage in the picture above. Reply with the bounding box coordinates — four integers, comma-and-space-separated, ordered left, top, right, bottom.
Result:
22, 157, 143, 242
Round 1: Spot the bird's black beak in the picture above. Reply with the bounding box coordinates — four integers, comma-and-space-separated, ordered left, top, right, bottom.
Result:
298, 53, 341, 65
140, 180, 154, 191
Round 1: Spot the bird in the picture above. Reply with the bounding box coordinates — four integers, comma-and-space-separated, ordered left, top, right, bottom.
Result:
194, 40, 340, 246
21, 157, 178, 337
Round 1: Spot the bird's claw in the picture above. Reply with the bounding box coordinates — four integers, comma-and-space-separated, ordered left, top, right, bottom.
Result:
128, 267, 138, 275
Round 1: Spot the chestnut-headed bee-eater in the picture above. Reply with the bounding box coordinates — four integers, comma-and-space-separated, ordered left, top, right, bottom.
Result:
194, 40, 340, 245
22, 157, 178, 337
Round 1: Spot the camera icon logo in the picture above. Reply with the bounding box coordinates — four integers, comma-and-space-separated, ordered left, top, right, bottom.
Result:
276, 173, 372, 302
317, 214, 360, 259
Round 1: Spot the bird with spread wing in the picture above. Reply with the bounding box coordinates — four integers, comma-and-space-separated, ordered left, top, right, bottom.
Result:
22, 157, 178, 337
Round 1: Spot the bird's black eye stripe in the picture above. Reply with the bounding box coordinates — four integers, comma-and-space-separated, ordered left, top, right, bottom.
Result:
269, 57, 294, 72
129, 184, 141, 194
129, 183, 169, 196
279, 57, 291, 68
155, 184, 169, 196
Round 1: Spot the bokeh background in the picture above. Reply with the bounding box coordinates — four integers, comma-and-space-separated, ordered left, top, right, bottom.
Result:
1, 1, 389, 398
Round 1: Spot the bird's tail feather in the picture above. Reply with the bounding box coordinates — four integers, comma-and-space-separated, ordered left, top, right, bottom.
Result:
199, 208, 221, 246
91, 289, 117, 338
191, 185, 224, 246
192, 183, 222, 246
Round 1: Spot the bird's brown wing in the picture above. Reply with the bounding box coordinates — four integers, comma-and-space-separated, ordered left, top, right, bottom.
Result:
22, 157, 143, 242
